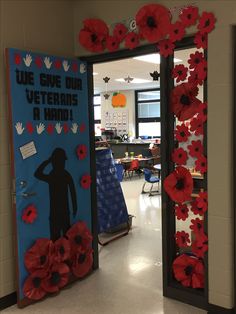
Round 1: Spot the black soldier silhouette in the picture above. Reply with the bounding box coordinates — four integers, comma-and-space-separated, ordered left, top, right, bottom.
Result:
34, 148, 77, 241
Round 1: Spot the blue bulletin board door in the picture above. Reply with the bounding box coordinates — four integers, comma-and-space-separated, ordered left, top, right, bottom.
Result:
6, 48, 97, 307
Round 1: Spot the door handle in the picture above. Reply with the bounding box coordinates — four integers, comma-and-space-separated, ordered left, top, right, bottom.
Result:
21, 192, 37, 198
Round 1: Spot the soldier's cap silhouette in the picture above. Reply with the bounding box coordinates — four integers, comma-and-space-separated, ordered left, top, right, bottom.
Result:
51, 148, 68, 161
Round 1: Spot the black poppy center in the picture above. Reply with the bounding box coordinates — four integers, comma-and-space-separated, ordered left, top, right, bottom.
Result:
203, 108, 207, 115
181, 207, 186, 213
33, 277, 41, 288
205, 19, 210, 27
51, 272, 61, 285
26, 210, 32, 216
165, 44, 169, 49
174, 29, 179, 34
131, 37, 135, 42
201, 162, 206, 167
178, 153, 182, 158
177, 70, 183, 75
74, 235, 82, 245
176, 178, 185, 190
202, 35, 206, 41
40, 255, 46, 265
181, 236, 186, 242
91, 34, 97, 43
78, 253, 86, 264
184, 265, 193, 276
195, 147, 199, 152
180, 94, 191, 106
194, 58, 200, 64
80, 149, 84, 154
187, 13, 192, 19
197, 223, 202, 230
147, 16, 156, 28
180, 131, 186, 137
59, 245, 65, 255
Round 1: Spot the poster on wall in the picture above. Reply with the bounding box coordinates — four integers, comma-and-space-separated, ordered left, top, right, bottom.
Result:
6, 48, 93, 307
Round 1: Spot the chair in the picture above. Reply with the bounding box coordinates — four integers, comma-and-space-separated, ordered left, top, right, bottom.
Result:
125, 159, 140, 179
141, 168, 160, 196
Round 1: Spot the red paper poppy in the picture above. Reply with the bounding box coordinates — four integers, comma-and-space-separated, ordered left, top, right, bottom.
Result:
76, 144, 87, 160
195, 155, 207, 174
187, 140, 203, 158
66, 221, 92, 256
190, 218, 204, 234
79, 123, 86, 132
71, 248, 93, 278
172, 147, 188, 165
190, 117, 204, 136
188, 69, 204, 86
190, 200, 207, 216
14, 53, 21, 65
54, 59, 62, 69
197, 102, 207, 122
164, 166, 193, 203
192, 238, 208, 259
168, 22, 185, 43
25, 238, 54, 273
72, 62, 78, 73
35, 56, 43, 68
42, 263, 70, 293
81, 174, 92, 189
158, 39, 175, 58
198, 12, 216, 34
175, 123, 190, 142
179, 6, 199, 27
170, 83, 201, 121
196, 59, 207, 81
106, 36, 120, 52
124, 32, 140, 50
113, 23, 128, 42
22, 204, 37, 224
194, 32, 208, 49
196, 191, 208, 212
188, 51, 204, 70
135, 4, 170, 43
26, 122, 34, 134
63, 123, 69, 134
78, 18, 109, 53
172, 64, 188, 83
23, 269, 47, 300
53, 237, 70, 263
47, 124, 54, 134
174, 203, 189, 221
175, 231, 190, 247
172, 254, 204, 288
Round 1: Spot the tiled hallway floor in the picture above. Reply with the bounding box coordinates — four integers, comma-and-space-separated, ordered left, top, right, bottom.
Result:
2, 178, 206, 314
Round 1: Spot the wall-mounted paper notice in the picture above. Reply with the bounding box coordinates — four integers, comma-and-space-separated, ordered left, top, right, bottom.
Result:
19, 141, 37, 160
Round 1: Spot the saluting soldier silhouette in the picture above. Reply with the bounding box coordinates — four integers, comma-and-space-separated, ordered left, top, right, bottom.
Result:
34, 148, 77, 241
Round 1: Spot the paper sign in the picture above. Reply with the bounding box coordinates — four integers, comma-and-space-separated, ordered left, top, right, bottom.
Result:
19, 141, 37, 159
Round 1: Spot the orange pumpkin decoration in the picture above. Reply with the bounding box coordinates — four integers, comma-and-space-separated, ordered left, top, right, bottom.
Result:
112, 92, 126, 108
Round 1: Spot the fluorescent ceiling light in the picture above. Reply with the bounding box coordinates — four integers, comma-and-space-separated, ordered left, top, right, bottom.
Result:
115, 78, 152, 83
133, 54, 182, 64
93, 72, 98, 75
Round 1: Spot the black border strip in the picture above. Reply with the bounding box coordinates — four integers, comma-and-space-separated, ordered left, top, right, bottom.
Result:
0, 292, 17, 311
208, 304, 234, 314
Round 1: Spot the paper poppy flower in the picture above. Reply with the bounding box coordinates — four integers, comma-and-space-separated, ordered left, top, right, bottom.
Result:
26, 122, 34, 134
195, 155, 207, 174
190, 218, 204, 234
25, 238, 54, 273
66, 221, 92, 256
175, 124, 190, 142
196, 191, 208, 212
194, 32, 208, 49
190, 117, 204, 136
23, 269, 47, 300
158, 39, 175, 58
14, 53, 21, 65
188, 51, 204, 70
198, 12, 216, 34
113, 23, 128, 42
124, 32, 140, 50
35, 56, 43, 68
172, 64, 188, 83
164, 166, 193, 203
42, 263, 70, 293
54, 59, 62, 69
188, 70, 204, 86
187, 140, 203, 158
72, 62, 78, 73
78, 18, 109, 53
106, 36, 120, 52
63, 123, 69, 134
47, 124, 54, 134
80, 174, 92, 189
53, 237, 70, 263
135, 3, 170, 43
168, 22, 185, 42
174, 203, 189, 221
76, 144, 87, 160
79, 123, 86, 132
196, 59, 207, 81
22, 204, 37, 224
172, 254, 204, 288
190, 200, 207, 216
170, 83, 201, 121
175, 231, 190, 247
71, 248, 93, 278
172, 147, 188, 165
179, 6, 199, 27
197, 102, 207, 122
192, 238, 208, 259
